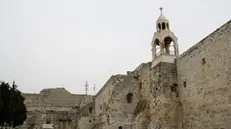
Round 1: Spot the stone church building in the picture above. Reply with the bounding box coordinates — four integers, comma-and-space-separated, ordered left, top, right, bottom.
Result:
19, 10, 231, 129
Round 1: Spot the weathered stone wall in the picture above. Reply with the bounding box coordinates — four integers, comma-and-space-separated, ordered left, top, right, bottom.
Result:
78, 102, 95, 129
102, 75, 139, 129
23, 88, 86, 107
93, 75, 140, 129
150, 62, 180, 129
137, 63, 152, 100
131, 62, 180, 129
24, 108, 78, 129
177, 20, 231, 129
78, 117, 94, 129
95, 76, 118, 117
20, 88, 93, 129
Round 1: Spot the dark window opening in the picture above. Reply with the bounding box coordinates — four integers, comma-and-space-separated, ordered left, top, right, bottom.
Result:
202, 58, 206, 65
158, 23, 161, 31
156, 87, 158, 90
155, 39, 160, 46
89, 107, 92, 113
162, 22, 166, 30
139, 83, 142, 89
126, 93, 133, 103
89, 120, 91, 123
46, 119, 51, 124
119, 126, 122, 129
184, 81, 187, 87
171, 83, 178, 92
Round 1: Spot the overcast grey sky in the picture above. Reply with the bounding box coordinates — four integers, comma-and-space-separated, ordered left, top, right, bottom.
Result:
0, 0, 230, 95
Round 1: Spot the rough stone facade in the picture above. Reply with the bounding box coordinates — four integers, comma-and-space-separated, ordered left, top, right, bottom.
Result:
177, 20, 231, 129
19, 13, 231, 129
19, 88, 93, 129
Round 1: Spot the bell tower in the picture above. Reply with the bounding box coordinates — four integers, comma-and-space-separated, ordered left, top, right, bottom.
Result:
151, 8, 179, 67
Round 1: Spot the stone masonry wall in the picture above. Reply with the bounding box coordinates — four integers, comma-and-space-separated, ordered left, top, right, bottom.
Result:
93, 75, 140, 129
20, 88, 93, 129
149, 62, 180, 129
129, 62, 180, 129
177, 20, 231, 129
94, 75, 118, 117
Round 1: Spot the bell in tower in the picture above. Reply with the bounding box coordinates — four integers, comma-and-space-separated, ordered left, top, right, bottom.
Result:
151, 8, 179, 67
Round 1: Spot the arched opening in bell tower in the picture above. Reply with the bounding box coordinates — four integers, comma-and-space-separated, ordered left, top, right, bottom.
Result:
162, 22, 166, 30
157, 23, 161, 32
154, 39, 161, 56
163, 36, 176, 55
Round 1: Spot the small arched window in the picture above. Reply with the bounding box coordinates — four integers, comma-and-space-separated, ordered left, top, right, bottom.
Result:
167, 23, 169, 29
119, 126, 122, 129
162, 22, 166, 30
126, 93, 133, 103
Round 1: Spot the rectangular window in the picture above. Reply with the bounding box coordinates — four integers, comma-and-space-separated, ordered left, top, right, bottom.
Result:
202, 58, 206, 65
139, 83, 142, 89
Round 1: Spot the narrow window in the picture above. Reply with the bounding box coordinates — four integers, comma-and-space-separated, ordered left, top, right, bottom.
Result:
183, 81, 187, 88
119, 126, 122, 129
139, 83, 142, 89
89, 120, 91, 123
158, 23, 161, 31
89, 107, 92, 113
202, 58, 206, 65
162, 22, 166, 30
126, 93, 133, 103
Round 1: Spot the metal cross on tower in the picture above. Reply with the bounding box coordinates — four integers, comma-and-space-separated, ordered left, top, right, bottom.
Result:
85, 81, 89, 95
160, 7, 163, 13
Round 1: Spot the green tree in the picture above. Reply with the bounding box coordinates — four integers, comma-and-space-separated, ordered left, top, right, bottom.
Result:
0, 81, 27, 127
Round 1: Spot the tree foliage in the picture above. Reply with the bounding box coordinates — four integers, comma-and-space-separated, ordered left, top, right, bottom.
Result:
0, 81, 27, 127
